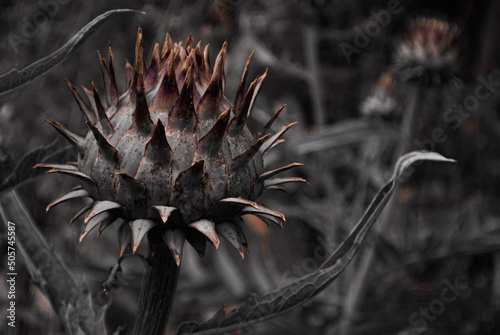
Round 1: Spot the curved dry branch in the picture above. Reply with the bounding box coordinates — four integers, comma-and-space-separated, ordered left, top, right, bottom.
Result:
0, 9, 144, 96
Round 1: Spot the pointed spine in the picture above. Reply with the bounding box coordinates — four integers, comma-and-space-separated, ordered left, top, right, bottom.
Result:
196, 44, 226, 129
46, 186, 90, 212
131, 28, 153, 135
70, 202, 93, 225
86, 122, 119, 163
153, 206, 178, 224
91, 81, 113, 136
186, 229, 207, 259
194, 41, 203, 71
130, 219, 156, 254
229, 134, 269, 171
136, 120, 174, 204
168, 65, 196, 131
131, 27, 144, 101
149, 43, 160, 69
259, 122, 297, 154
84, 200, 122, 223
232, 70, 267, 131
188, 219, 220, 249
246, 68, 267, 119
34, 163, 94, 182
118, 221, 131, 256
162, 229, 186, 266
255, 105, 286, 139
80, 212, 111, 243
114, 173, 147, 210
185, 33, 194, 49
251, 212, 284, 228
219, 197, 259, 209
66, 79, 96, 123
264, 177, 308, 188
169, 160, 205, 220
212, 42, 227, 99
82, 85, 97, 113
241, 204, 286, 222
108, 44, 119, 108
145, 43, 160, 88
35, 163, 78, 171
234, 51, 254, 111
197, 107, 230, 157
232, 217, 249, 251
161, 33, 173, 59
125, 60, 134, 90
266, 185, 286, 192
97, 50, 110, 108
202, 44, 211, 80
151, 51, 178, 113
178, 51, 193, 86
216, 222, 245, 259
43, 119, 85, 155
258, 163, 303, 181
144, 119, 173, 164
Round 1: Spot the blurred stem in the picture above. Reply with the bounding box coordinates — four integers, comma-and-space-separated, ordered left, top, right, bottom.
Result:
133, 230, 179, 335
304, 25, 326, 127
396, 85, 422, 160
478, 0, 500, 73
397, 85, 422, 253
339, 85, 422, 335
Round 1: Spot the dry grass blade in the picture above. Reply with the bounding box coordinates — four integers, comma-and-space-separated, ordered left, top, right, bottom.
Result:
0, 9, 145, 96
176, 151, 455, 335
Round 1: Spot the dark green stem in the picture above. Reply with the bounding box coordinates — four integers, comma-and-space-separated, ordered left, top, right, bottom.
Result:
133, 230, 179, 335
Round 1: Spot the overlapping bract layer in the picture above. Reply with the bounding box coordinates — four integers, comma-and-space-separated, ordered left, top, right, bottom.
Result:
37, 29, 304, 265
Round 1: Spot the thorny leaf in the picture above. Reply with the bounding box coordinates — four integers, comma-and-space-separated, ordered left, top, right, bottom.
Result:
0, 9, 144, 96
176, 151, 455, 335
0, 140, 74, 193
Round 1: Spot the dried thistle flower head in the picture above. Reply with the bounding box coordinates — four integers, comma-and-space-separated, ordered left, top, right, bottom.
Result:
392, 18, 461, 85
361, 72, 398, 118
37, 28, 304, 265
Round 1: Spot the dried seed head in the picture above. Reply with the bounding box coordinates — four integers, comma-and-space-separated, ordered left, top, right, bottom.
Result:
392, 18, 462, 85
38, 29, 304, 264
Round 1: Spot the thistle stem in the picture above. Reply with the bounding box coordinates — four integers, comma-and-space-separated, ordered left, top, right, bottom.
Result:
133, 230, 179, 335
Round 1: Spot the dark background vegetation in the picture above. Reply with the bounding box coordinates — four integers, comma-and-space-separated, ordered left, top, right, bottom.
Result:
1, 0, 500, 334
